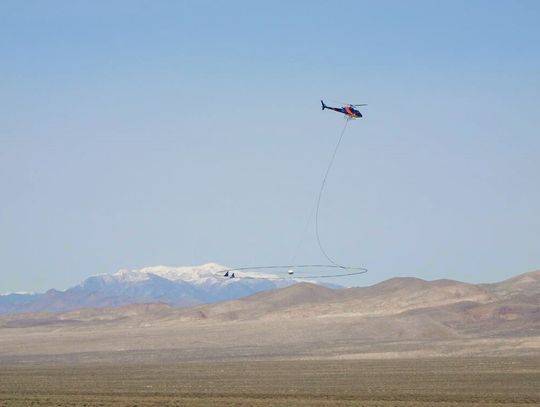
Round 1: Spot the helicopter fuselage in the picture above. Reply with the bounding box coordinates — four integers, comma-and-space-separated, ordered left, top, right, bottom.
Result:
321, 100, 363, 119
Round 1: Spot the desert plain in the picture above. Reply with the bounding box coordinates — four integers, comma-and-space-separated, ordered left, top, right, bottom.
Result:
1, 271, 539, 406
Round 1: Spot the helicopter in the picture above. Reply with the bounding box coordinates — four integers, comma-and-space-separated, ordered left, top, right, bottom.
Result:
321, 100, 367, 119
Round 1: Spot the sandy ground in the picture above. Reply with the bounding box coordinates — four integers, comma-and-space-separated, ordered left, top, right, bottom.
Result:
1, 357, 539, 406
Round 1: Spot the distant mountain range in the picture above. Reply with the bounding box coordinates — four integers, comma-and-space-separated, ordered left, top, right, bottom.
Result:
1, 269, 538, 362
0, 263, 299, 315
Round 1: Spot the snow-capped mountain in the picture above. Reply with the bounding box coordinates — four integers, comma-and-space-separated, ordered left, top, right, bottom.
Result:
0, 263, 299, 315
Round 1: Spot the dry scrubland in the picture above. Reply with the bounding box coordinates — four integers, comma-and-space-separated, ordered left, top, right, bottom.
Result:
1, 357, 539, 406
1, 271, 539, 405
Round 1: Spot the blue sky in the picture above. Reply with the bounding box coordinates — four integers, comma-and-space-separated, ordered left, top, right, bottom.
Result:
1, 1, 539, 292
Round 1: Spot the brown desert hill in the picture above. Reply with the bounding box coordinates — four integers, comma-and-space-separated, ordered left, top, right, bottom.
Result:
1, 269, 539, 362
171, 282, 343, 321
175, 276, 496, 322
0, 303, 173, 328
483, 269, 540, 298
333, 277, 495, 316
155, 271, 540, 342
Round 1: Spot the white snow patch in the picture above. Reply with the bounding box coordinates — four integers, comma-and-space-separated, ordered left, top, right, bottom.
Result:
0, 291, 36, 296
88, 262, 308, 286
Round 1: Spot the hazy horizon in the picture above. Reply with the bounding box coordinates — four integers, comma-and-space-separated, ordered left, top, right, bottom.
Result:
1, 1, 539, 293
